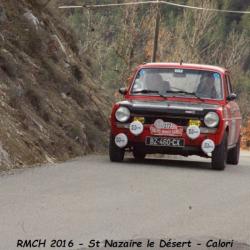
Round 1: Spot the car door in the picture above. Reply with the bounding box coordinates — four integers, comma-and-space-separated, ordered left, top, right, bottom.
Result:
225, 74, 241, 146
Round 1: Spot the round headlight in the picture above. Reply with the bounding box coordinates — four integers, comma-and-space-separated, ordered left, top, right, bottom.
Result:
115, 106, 130, 122
204, 112, 219, 128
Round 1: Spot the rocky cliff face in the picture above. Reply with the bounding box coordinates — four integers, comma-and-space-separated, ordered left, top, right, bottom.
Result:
0, 0, 111, 170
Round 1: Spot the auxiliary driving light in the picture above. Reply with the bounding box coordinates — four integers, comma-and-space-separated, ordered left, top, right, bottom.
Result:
186, 125, 200, 140
129, 121, 144, 136
115, 133, 128, 148
201, 139, 215, 154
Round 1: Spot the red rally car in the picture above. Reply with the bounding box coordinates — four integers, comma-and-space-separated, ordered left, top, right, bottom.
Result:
109, 63, 242, 170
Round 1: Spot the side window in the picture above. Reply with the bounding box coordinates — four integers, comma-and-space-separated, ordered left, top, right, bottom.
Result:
226, 75, 233, 94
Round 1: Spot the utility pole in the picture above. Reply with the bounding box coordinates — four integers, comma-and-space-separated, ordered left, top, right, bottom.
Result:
152, 0, 160, 62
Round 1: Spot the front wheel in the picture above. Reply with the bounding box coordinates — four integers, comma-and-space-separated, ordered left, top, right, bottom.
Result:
211, 133, 228, 170
227, 137, 240, 165
109, 135, 125, 162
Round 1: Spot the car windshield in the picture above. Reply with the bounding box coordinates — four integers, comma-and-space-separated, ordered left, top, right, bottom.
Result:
131, 68, 223, 99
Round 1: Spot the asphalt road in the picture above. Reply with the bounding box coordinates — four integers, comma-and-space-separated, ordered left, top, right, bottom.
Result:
1, 151, 250, 250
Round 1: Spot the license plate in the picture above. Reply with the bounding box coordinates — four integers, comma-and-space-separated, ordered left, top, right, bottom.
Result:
145, 137, 185, 147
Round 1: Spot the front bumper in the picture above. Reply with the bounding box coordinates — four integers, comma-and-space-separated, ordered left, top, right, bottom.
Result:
111, 123, 221, 156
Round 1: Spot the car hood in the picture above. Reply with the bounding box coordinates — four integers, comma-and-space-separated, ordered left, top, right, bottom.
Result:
118, 100, 220, 116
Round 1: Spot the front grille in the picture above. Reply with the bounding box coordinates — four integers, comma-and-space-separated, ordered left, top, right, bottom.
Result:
132, 114, 204, 127
145, 116, 188, 126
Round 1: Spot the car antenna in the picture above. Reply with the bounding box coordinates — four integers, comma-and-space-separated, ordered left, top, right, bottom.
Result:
180, 59, 183, 65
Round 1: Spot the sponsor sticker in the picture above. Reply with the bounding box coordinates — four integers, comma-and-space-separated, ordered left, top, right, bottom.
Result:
188, 119, 201, 127
150, 119, 183, 136
133, 117, 145, 123
174, 68, 184, 73
213, 73, 220, 79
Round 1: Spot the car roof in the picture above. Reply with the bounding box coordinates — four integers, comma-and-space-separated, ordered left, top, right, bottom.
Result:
140, 62, 227, 74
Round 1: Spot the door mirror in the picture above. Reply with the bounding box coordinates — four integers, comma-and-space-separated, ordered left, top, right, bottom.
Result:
119, 87, 128, 95
226, 93, 237, 101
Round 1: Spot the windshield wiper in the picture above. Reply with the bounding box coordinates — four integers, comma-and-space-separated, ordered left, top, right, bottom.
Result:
166, 90, 204, 101
132, 89, 167, 98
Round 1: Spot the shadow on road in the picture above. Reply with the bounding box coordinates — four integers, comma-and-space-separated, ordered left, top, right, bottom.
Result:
124, 156, 212, 170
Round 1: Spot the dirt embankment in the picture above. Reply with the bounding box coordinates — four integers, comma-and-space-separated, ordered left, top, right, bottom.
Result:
0, 0, 111, 170
242, 120, 250, 150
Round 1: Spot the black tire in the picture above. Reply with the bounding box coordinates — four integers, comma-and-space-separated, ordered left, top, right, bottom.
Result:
133, 147, 146, 161
227, 137, 240, 165
212, 133, 228, 170
109, 135, 125, 162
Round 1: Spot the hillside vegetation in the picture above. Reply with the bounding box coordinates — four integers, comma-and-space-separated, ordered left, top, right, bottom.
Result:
0, 0, 110, 170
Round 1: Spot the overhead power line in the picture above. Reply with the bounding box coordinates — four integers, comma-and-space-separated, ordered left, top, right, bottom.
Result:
161, 1, 250, 14
58, 1, 155, 9
59, 0, 250, 14
59, 5, 85, 8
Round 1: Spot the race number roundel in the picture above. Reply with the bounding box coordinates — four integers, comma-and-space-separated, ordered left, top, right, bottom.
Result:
129, 121, 144, 136
186, 125, 200, 140
154, 119, 165, 129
